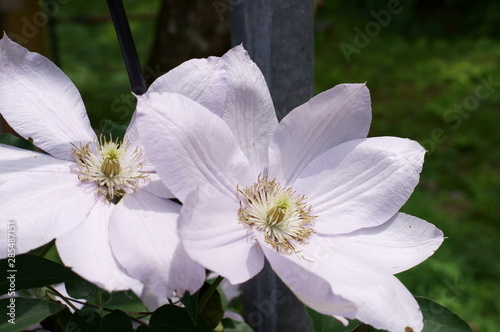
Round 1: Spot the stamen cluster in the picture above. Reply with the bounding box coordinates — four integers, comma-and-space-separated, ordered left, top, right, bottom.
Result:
237, 175, 316, 254
71, 135, 148, 201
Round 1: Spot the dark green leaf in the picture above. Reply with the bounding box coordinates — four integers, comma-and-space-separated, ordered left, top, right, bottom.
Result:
105, 290, 148, 313
180, 291, 199, 325
28, 240, 57, 260
0, 297, 65, 332
65, 278, 111, 306
40, 306, 73, 332
98, 119, 127, 141
416, 297, 473, 332
67, 308, 102, 332
0, 254, 80, 293
198, 281, 223, 329
101, 310, 133, 332
0, 134, 36, 151
306, 307, 362, 332
221, 318, 254, 332
217, 284, 229, 310
139, 304, 213, 332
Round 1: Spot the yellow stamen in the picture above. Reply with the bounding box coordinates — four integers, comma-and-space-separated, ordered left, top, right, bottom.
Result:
71, 135, 148, 201
237, 175, 316, 254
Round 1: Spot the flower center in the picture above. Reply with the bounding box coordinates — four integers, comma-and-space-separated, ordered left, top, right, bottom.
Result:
237, 175, 316, 254
71, 135, 148, 201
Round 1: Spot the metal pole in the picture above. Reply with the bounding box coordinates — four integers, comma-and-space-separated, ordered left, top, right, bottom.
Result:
106, 0, 147, 95
232, 1, 315, 331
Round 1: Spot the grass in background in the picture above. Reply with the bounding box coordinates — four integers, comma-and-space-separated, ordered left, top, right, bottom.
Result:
51, 1, 499, 331
315, 5, 500, 331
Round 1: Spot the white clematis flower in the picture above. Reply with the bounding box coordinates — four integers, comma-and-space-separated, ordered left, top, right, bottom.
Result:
135, 45, 444, 332
0, 35, 207, 300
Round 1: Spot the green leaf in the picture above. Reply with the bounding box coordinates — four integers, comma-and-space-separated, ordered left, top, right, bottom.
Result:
0, 297, 65, 332
40, 306, 73, 332
138, 304, 213, 332
100, 310, 133, 332
180, 291, 199, 325
306, 307, 362, 332
221, 318, 254, 332
98, 119, 127, 141
65, 278, 111, 306
416, 297, 473, 332
67, 307, 102, 332
0, 254, 80, 293
198, 281, 224, 329
104, 290, 148, 313
136, 325, 150, 332
0, 134, 36, 151
67, 306, 132, 332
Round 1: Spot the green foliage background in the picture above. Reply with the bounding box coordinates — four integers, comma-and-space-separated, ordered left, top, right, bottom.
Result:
315, 3, 500, 331
31, 1, 500, 331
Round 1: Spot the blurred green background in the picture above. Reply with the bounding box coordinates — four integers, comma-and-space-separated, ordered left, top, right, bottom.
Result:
314, 2, 500, 332
2, 1, 499, 331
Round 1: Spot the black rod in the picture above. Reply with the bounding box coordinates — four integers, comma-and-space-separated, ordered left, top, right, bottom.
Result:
106, 0, 147, 95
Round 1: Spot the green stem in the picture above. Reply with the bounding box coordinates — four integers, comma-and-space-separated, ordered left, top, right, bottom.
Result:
198, 275, 224, 313
46, 287, 151, 325
46, 285, 78, 312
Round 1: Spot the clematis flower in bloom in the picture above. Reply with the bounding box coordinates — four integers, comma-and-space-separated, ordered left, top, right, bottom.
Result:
0, 35, 207, 300
135, 46, 444, 331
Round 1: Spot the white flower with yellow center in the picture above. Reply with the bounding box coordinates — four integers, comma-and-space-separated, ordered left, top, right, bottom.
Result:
136, 46, 444, 332
0, 35, 221, 302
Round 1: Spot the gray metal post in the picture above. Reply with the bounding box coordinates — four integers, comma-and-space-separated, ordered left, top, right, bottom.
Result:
231, 1, 315, 331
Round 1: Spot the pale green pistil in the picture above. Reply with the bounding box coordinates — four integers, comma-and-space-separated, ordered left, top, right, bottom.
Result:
101, 158, 121, 177
267, 195, 292, 224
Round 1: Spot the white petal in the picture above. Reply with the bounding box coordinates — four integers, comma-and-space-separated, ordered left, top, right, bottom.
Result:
125, 115, 177, 200
127, 116, 185, 201
269, 84, 371, 185
140, 287, 170, 311
148, 56, 227, 116
294, 137, 425, 234
125, 112, 159, 173
330, 213, 444, 274
138, 173, 174, 199
221, 45, 278, 171
124, 113, 146, 162
109, 189, 205, 298
136, 92, 254, 202
56, 199, 143, 294
179, 187, 265, 285
0, 35, 96, 161
0, 144, 97, 255
52, 284, 84, 312
262, 235, 424, 332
